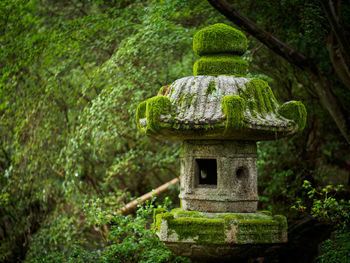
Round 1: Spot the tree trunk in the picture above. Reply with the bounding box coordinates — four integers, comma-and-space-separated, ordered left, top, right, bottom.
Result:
321, 0, 350, 91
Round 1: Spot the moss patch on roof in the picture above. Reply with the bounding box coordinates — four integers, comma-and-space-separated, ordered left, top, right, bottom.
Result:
221, 95, 245, 130
193, 23, 248, 56
193, 55, 248, 76
239, 79, 278, 117
206, 81, 216, 95
136, 95, 171, 133
278, 101, 307, 131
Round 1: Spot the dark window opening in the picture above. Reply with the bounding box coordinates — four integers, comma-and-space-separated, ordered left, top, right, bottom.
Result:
236, 166, 248, 179
195, 158, 217, 187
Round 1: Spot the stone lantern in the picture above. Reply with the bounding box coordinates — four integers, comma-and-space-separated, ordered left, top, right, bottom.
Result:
136, 23, 306, 261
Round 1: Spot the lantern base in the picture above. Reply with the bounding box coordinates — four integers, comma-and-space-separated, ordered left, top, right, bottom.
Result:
154, 208, 287, 261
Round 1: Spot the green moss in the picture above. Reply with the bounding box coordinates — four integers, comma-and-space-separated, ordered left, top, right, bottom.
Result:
178, 94, 186, 106
260, 211, 272, 216
153, 207, 167, 231
221, 213, 271, 226
135, 100, 147, 131
278, 101, 307, 131
170, 208, 182, 214
193, 55, 248, 76
145, 96, 171, 133
169, 86, 175, 96
239, 79, 278, 116
168, 217, 225, 244
207, 81, 216, 95
136, 96, 172, 133
174, 210, 204, 218
193, 23, 248, 56
221, 95, 245, 130
154, 212, 174, 233
153, 207, 167, 219
155, 209, 287, 244
273, 215, 288, 229
186, 93, 195, 108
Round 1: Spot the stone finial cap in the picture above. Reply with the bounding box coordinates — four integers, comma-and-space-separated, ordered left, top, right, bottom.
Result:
193, 23, 248, 56
193, 24, 248, 76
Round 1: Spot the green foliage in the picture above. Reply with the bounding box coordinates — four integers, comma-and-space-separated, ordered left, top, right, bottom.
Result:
318, 231, 350, 263
193, 55, 248, 76
293, 180, 350, 230
25, 199, 189, 263
221, 95, 245, 129
257, 139, 306, 214
102, 201, 188, 263
278, 101, 307, 131
193, 23, 248, 56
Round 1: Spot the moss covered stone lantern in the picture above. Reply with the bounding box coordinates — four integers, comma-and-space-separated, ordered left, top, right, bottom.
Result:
136, 23, 306, 261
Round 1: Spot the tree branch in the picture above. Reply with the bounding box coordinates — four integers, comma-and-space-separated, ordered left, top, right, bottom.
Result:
207, 0, 316, 72
208, 0, 350, 144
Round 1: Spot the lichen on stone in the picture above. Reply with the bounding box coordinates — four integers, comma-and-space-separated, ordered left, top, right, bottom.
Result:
193, 23, 248, 56
221, 95, 245, 130
278, 101, 307, 131
193, 54, 248, 76
206, 81, 216, 95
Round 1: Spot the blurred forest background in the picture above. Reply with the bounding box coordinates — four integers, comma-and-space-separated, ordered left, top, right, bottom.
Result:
0, 0, 349, 262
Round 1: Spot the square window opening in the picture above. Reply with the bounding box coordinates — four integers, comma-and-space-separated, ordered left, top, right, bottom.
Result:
195, 158, 217, 188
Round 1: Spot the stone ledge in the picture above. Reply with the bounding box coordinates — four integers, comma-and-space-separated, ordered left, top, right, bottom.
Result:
154, 208, 287, 260
180, 198, 258, 213
154, 208, 287, 245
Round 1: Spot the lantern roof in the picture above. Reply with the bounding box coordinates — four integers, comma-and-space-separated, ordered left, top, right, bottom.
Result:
136, 24, 306, 141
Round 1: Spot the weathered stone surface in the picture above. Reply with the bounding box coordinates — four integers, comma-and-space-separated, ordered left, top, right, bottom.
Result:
154, 208, 287, 260
179, 140, 258, 213
136, 75, 305, 140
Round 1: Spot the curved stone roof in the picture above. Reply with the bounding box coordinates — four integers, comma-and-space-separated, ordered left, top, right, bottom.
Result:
136, 75, 305, 141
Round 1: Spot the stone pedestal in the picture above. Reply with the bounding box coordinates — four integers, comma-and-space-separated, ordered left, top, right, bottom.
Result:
154, 208, 287, 261
179, 140, 258, 213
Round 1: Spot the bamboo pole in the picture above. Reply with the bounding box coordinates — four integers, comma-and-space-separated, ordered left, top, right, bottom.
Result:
118, 177, 180, 216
